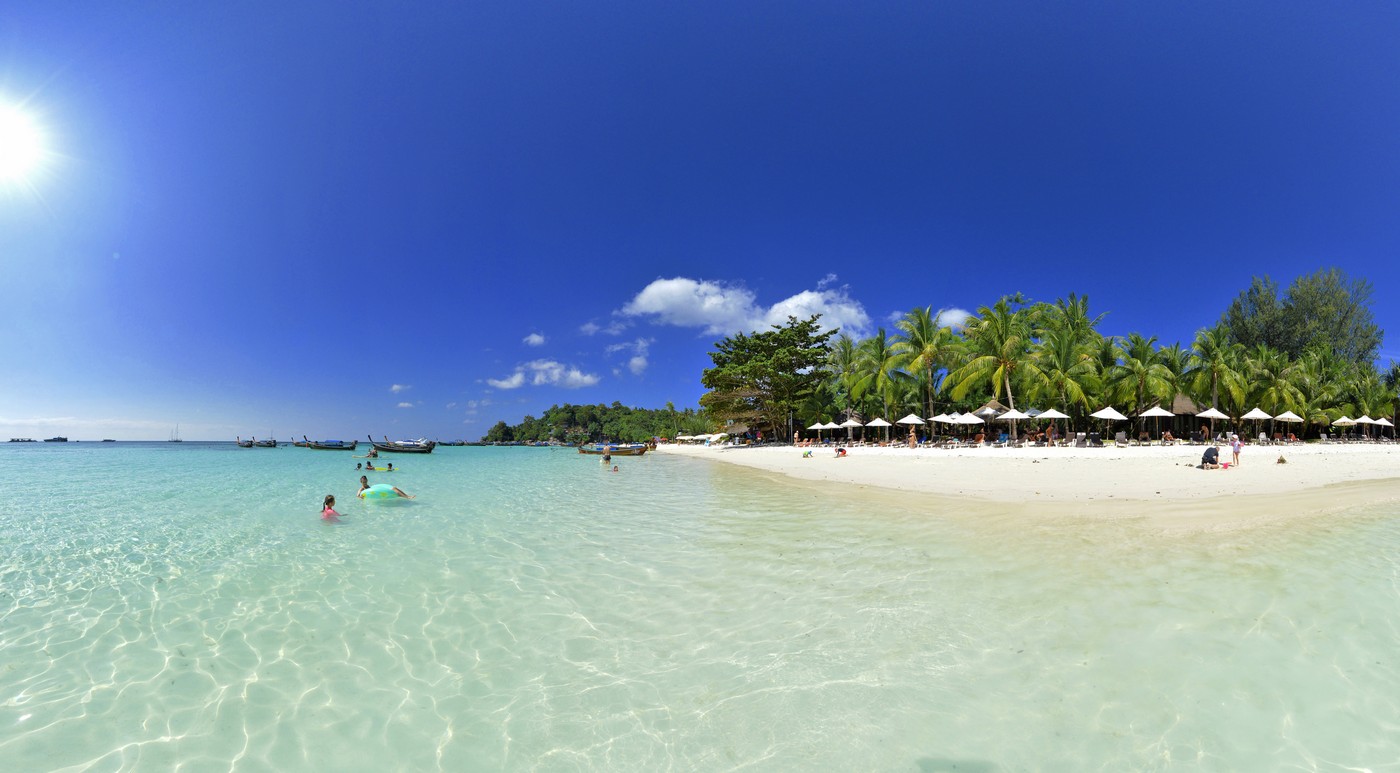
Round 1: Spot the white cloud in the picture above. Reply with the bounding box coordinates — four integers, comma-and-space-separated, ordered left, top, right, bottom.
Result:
487, 371, 526, 390
523, 333, 546, 347
397, 402, 413, 408
391, 384, 411, 393
606, 337, 654, 376
488, 360, 600, 390
446, 402, 457, 410
938, 307, 974, 331
619, 276, 871, 337
580, 321, 601, 335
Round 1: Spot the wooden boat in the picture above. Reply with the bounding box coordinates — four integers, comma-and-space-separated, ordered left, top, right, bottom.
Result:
236, 437, 254, 448
368, 435, 436, 454
305, 435, 358, 451
44, 436, 69, 442
578, 442, 648, 456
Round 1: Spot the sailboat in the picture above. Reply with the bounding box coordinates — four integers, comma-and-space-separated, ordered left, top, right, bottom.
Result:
169, 424, 183, 443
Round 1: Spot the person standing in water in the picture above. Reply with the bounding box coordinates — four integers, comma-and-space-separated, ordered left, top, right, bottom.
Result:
322, 494, 342, 521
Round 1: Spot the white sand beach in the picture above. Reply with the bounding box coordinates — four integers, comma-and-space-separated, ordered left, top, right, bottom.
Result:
659, 440, 1400, 528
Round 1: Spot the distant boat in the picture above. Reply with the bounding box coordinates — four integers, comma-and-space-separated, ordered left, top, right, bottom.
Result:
169, 424, 183, 443
578, 442, 648, 456
101, 439, 116, 442
253, 436, 277, 448
8, 438, 37, 442
236, 437, 254, 448
44, 436, 69, 443
305, 435, 358, 451
368, 435, 436, 454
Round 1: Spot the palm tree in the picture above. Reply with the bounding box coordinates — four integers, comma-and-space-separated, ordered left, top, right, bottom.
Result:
1104, 333, 1173, 426
945, 298, 1039, 436
826, 333, 862, 415
1187, 325, 1246, 411
892, 306, 960, 420
853, 328, 907, 422
1027, 325, 1100, 417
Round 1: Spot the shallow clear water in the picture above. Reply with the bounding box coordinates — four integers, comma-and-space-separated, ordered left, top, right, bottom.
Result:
2, 442, 1399, 770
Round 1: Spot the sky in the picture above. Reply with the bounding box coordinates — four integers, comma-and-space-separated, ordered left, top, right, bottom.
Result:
2, 2, 1399, 441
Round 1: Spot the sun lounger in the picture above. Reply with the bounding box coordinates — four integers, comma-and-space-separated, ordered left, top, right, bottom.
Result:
1114, 431, 1129, 447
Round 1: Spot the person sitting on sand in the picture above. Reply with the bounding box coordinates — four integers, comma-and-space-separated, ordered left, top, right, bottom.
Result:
357, 474, 415, 499
835, 447, 848, 457
802, 449, 813, 458
322, 494, 342, 521
1201, 445, 1221, 470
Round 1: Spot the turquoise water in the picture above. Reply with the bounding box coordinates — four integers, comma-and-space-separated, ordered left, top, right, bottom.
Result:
3, 443, 1400, 770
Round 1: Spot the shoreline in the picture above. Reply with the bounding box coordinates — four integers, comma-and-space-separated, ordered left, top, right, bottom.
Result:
657, 441, 1400, 528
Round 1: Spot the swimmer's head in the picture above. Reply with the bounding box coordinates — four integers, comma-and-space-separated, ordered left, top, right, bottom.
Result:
324, 494, 335, 508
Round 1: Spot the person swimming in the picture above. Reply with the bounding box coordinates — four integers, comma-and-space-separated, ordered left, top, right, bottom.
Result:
322, 494, 341, 521
357, 475, 415, 499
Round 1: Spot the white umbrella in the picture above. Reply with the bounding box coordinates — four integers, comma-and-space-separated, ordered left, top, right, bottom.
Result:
1274, 410, 1303, 422
1090, 407, 1128, 421
896, 413, 925, 425
957, 413, 985, 425
997, 408, 1031, 441
866, 416, 892, 443
930, 413, 951, 423
1357, 415, 1376, 440
1034, 408, 1070, 445
1378, 417, 1395, 439
1332, 416, 1355, 425
839, 417, 864, 442
1196, 407, 1229, 440
1241, 407, 1272, 441
1137, 405, 1174, 442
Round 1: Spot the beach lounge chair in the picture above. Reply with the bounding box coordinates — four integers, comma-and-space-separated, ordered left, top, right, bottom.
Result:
1257, 432, 1269, 445
1089, 432, 1103, 448
1074, 432, 1088, 448
1114, 431, 1129, 447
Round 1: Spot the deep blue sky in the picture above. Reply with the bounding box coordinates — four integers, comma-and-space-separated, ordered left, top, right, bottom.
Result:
3, 2, 1398, 440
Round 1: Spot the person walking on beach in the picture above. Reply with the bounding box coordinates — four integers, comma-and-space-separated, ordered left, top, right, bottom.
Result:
1230, 434, 1242, 466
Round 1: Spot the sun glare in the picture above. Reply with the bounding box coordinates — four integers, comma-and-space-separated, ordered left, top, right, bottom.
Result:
0, 103, 46, 183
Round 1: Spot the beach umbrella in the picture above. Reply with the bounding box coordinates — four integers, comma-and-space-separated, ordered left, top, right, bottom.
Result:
997, 408, 1031, 441
807, 421, 827, 442
1357, 415, 1376, 440
839, 417, 864, 442
1024, 407, 1044, 418
1241, 407, 1272, 441
1035, 408, 1071, 445
1331, 415, 1355, 440
1196, 407, 1229, 439
1378, 417, 1395, 439
896, 413, 925, 425
1137, 405, 1174, 441
1090, 406, 1129, 441
866, 417, 892, 442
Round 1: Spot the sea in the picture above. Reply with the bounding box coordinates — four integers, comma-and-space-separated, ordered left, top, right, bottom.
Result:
2, 441, 1399, 771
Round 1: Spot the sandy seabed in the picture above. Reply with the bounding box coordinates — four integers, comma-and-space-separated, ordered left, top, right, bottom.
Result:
658, 440, 1400, 530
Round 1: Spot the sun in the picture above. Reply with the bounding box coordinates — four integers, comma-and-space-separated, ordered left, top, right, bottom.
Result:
0, 103, 46, 183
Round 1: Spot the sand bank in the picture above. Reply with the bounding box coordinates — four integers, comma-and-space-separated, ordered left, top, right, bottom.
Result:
657, 441, 1400, 526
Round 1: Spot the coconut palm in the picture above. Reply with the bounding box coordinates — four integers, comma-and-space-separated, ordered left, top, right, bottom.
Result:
892, 306, 960, 420
1027, 324, 1100, 418
853, 328, 907, 422
826, 333, 862, 414
1187, 325, 1246, 411
1104, 333, 1174, 427
945, 298, 1040, 431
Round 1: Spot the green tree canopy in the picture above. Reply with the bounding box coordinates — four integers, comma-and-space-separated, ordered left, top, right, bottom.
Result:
700, 315, 836, 440
1221, 268, 1382, 365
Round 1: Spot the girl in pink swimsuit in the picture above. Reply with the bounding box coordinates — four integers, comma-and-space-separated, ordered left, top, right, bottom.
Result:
322, 494, 342, 521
